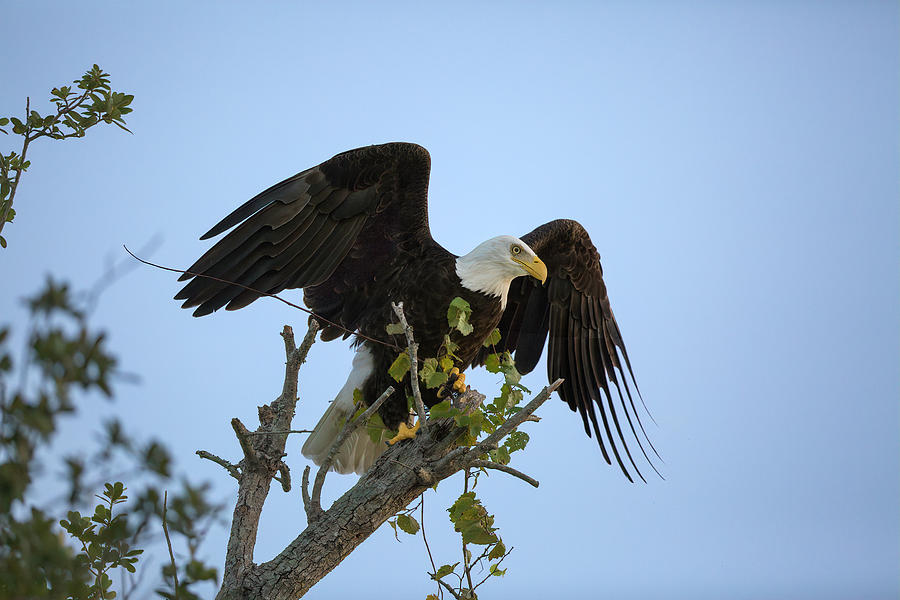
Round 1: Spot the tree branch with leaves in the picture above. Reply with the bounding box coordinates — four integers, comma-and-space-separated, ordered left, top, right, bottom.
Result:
0, 64, 133, 248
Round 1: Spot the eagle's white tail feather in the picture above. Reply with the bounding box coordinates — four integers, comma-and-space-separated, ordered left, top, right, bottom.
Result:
301, 346, 386, 475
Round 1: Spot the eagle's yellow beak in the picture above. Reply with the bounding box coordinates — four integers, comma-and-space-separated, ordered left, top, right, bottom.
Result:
516, 255, 548, 284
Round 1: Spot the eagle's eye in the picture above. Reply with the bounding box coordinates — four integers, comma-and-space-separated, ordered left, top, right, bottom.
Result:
511, 244, 522, 255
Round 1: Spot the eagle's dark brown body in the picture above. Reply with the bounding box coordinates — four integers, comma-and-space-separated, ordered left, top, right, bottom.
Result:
175, 142, 658, 481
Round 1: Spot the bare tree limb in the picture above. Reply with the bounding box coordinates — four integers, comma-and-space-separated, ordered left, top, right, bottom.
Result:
245, 430, 313, 436
391, 301, 428, 432
468, 460, 539, 488
212, 322, 318, 600
195, 450, 240, 481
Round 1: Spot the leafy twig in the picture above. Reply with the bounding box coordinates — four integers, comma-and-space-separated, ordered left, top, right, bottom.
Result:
0, 65, 133, 246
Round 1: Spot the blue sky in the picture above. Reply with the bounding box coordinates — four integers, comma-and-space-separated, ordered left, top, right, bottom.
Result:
2, 2, 897, 598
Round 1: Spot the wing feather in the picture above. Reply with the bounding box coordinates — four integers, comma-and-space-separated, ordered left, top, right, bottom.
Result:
474, 219, 659, 481
175, 143, 435, 320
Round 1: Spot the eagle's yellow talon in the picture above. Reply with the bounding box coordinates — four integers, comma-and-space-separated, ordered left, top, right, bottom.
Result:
386, 420, 420, 446
452, 372, 467, 393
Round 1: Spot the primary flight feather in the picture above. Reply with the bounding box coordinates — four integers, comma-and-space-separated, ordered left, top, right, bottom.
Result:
175, 142, 657, 481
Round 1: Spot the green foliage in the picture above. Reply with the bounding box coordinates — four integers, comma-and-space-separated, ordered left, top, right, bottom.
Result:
447, 297, 474, 336
418, 357, 449, 389
59, 482, 143, 598
482, 328, 501, 348
0, 64, 133, 248
448, 492, 497, 545
0, 278, 222, 599
386, 304, 535, 599
384, 322, 405, 336
388, 351, 411, 381
423, 348, 531, 458
432, 563, 458, 580
365, 412, 390, 444
424, 487, 511, 598
386, 497, 423, 542
396, 513, 420, 535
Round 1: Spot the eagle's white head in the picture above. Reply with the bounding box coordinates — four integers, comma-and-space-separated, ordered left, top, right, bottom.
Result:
455, 235, 548, 308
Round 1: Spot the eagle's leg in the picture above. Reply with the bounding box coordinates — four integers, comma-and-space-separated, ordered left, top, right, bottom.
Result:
386, 420, 420, 446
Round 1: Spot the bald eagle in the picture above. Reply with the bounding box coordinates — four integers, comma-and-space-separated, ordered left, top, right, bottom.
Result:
175, 143, 657, 482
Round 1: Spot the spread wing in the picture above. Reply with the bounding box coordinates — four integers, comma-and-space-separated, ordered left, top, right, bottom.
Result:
175, 143, 435, 328
475, 219, 660, 482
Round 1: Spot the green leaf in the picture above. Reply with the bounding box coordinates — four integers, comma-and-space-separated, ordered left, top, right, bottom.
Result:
504, 430, 530, 453
484, 353, 501, 373
489, 446, 511, 465
0, 235, 6, 249
447, 296, 474, 336
419, 357, 449, 389
442, 334, 459, 357
488, 541, 506, 560
482, 328, 501, 348
448, 491, 498, 545
432, 563, 459, 580
365, 412, 388, 444
428, 399, 458, 420
396, 514, 420, 535
385, 322, 405, 335
388, 352, 411, 382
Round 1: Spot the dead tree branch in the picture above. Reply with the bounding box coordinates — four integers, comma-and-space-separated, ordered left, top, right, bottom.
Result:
207, 321, 319, 600
468, 460, 539, 488
207, 321, 557, 600
391, 301, 428, 432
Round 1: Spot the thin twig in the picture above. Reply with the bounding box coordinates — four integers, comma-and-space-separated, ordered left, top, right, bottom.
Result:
309, 386, 395, 514
196, 450, 241, 481
473, 546, 514, 591
162, 491, 179, 599
391, 302, 428, 432
435, 578, 462, 600
420, 494, 442, 600
468, 460, 539, 488
472, 378, 563, 456
462, 469, 475, 594
244, 429, 314, 436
